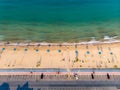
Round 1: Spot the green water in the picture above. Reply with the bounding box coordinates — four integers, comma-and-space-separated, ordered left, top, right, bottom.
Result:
0, 0, 120, 42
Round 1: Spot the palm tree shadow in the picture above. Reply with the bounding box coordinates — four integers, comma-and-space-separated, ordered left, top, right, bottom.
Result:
17, 82, 33, 90
0, 82, 10, 90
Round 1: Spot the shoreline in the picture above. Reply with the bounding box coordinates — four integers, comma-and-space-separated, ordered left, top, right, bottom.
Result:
0, 39, 120, 46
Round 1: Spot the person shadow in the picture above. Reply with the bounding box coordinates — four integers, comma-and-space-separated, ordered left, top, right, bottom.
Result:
0, 82, 10, 90
17, 82, 33, 90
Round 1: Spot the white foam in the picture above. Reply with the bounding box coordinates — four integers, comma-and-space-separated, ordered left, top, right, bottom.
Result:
0, 39, 120, 46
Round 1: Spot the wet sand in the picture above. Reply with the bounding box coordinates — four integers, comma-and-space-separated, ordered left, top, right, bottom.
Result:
0, 41, 120, 70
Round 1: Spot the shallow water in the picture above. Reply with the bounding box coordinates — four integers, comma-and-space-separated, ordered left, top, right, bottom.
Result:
0, 0, 120, 42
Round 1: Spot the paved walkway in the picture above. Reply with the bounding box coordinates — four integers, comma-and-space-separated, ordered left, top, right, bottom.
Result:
0, 71, 120, 75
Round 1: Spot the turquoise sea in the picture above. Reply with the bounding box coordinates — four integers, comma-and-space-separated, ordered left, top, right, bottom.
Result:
0, 0, 120, 42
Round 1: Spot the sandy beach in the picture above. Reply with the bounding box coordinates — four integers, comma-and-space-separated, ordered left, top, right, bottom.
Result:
0, 41, 119, 70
